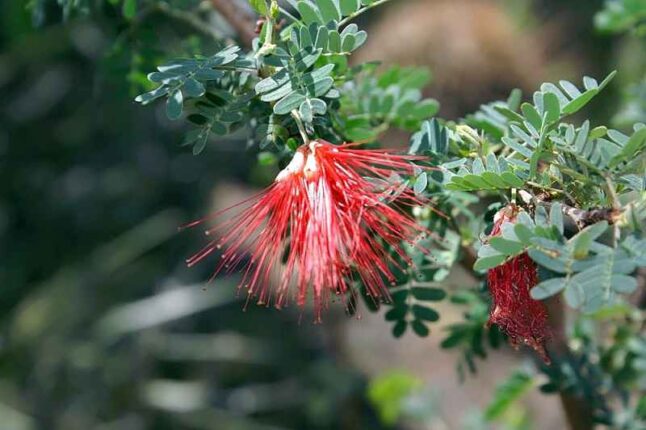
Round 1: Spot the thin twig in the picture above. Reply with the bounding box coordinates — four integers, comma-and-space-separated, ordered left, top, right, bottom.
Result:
338, 0, 393, 27
255, 2, 276, 58
604, 175, 621, 246
526, 180, 576, 204
518, 189, 619, 229
604, 175, 621, 210
291, 110, 310, 145
278, 6, 300, 23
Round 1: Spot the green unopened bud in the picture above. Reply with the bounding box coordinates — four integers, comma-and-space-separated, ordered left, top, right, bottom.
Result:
270, 0, 279, 19
455, 125, 480, 147
255, 42, 276, 58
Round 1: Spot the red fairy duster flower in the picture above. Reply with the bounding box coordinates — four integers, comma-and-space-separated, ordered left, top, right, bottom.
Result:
186, 140, 431, 321
486, 205, 550, 363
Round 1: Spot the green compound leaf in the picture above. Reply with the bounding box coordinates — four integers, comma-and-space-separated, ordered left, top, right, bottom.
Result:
255, 47, 336, 122
473, 210, 642, 312
135, 45, 243, 122
445, 154, 527, 191
540, 71, 616, 116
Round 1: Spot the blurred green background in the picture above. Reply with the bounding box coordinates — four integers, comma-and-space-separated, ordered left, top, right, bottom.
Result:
0, 0, 643, 429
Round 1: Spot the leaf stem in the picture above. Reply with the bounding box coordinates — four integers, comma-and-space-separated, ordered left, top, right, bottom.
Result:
604, 175, 621, 247
278, 6, 300, 23
338, 0, 393, 27
291, 110, 310, 145
217, 65, 259, 74
255, 2, 278, 58
526, 181, 576, 204
604, 175, 621, 210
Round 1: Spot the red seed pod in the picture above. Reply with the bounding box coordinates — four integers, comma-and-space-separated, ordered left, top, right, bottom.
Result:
486, 205, 550, 363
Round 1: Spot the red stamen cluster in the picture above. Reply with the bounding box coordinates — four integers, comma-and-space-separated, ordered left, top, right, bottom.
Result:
186, 140, 432, 321
487, 205, 550, 363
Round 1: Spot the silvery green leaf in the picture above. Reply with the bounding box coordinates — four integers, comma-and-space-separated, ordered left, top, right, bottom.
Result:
610, 275, 638, 293
549, 203, 564, 235
273, 92, 307, 115
535, 206, 549, 227
414, 172, 428, 195
299, 99, 313, 123
516, 211, 534, 228
564, 277, 586, 308
260, 83, 294, 102
193, 69, 224, 80
309, 98, 327, 115
183, 78, 205, 98
255, 69, 290, 94
569, 221, 608, 259
135, 86, 170, 104
500, 222, 520, 242
530, 278, 566, 300
489, 237, 524, 256
528, 249, 568, 273
472, 158, 485, 175
166, 90, 183, 120
147, 71, 178, 83
513, 224, 534, 245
